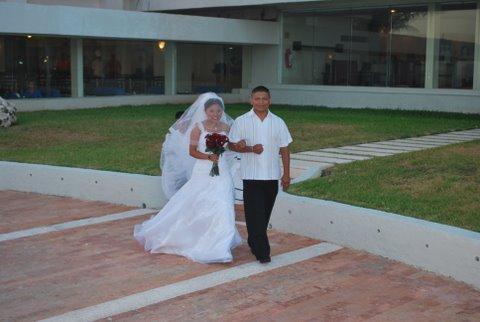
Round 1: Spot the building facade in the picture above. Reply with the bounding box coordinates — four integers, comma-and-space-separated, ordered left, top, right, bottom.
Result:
0, 0, 479, 113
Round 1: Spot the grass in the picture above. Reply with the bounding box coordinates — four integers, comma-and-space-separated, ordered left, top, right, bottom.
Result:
289, 140, 480, 232
1, 103, 480, 175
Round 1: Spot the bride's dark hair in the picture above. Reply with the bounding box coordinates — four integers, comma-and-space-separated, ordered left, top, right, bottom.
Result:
204, 98, 224, 110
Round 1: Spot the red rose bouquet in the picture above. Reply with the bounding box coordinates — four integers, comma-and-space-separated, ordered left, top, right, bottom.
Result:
205, 133, 229, 176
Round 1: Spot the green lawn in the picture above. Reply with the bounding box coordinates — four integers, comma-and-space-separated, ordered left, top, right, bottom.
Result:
1, 104, 480, 175
289, 140, 480, 232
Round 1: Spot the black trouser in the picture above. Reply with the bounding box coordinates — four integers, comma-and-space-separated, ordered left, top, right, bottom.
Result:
243, 180, 279, 260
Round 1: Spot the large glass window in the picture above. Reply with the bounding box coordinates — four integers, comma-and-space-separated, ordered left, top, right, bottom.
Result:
389, 8, 427, 87
436, 3, 476, 89
282, 15, 316, 85
0, 35, 71, 99
83, 39, 165, 96
350, 7, 427, 87
349, 9, 390, 86
176, 43, 242, 94
283, 6, 431, 88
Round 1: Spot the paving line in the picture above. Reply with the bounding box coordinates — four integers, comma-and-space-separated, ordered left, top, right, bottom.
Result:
334, 145, 399, 155
442, 133, 480, 139
336, 146, 401, 154
298, 151, 369, 161
39, 242, 342, 322
291, 155, 353, 164
0, 208, 156, 242
373, 141, 438, 149
396, 139, 445, 146
358, 144, 421, 151
430, 135, 472, 141
412, 137, 465, 143
0, 209, 247, 243
414, 135, 462, 141
459, 132, 480, 136
456, 130, 480, 135
445, 129, 480, 135
323, 148, 393, 157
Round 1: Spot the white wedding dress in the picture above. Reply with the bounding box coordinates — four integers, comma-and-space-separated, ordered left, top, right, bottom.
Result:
134, 122, 242, 263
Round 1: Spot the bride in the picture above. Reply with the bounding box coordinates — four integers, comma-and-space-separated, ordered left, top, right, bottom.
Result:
134, 92, 242, 263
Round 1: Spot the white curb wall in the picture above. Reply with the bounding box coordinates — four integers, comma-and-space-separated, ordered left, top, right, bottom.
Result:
2, 157, 479, 289
0, 161, 168, 209
271, 192, 480, 289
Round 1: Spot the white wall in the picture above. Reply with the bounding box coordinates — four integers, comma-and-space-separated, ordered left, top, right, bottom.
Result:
250, 45, 280, 85
0, 161, 167, 208
11, 85, 480, 114
271, 192, 480, 290
259, 84, 480, 114
137, 0, 323, 12
0, 2, 279, 45
11, 93, 243, 112
26, 0, 127, 9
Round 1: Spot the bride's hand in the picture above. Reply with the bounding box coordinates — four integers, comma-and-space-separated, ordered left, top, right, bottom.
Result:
208, 154, 219, 162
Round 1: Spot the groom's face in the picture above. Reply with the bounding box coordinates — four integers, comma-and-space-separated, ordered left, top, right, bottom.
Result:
251, 91, 271, 113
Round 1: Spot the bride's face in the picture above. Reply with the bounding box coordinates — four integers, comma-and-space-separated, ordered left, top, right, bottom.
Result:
205, 104, 223, 122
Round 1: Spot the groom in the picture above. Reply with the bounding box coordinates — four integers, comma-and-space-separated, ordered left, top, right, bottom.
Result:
229, 86, 292, 263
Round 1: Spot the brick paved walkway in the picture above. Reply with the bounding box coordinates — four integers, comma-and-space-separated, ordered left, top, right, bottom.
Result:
1, 191, 479, 321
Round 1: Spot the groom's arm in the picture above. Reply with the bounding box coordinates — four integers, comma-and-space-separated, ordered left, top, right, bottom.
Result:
228, 140, 249, 153
229, 141, 263, 154
228, 119, 263, 154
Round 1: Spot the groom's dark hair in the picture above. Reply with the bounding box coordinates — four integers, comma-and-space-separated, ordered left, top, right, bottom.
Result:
251, 85, 270, 97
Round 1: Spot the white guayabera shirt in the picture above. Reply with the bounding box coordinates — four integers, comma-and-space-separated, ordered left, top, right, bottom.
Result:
229, 108, 293, 180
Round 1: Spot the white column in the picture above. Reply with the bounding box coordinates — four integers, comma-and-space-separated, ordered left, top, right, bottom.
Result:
425, 3, 439, 89
250, 45, 279, 86
276, 13, 284, 84
70, 38, 84, 98
164, 42, 177, 95
473, 0, 480, 90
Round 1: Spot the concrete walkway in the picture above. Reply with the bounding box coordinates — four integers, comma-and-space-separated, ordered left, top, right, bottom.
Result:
1, 191, 479, 321
288, 128, 480, 179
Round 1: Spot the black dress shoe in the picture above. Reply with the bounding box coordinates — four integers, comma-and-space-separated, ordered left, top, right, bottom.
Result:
259, 257, 271, 264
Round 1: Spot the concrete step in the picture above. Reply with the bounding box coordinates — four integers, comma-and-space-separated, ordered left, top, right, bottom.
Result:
444, 132, 480, 139
395, 139, 446, 147
291, 154, 354, 164
335, 145, 403, 154
416, 136, 467, 143
377, 140, 439, 149
433, 134, 476, 141
290, 159, 334, 169
322, 148, 393, 157
357, 143, 421, 152
409, 137, 462, 145
302, 151, 370, 161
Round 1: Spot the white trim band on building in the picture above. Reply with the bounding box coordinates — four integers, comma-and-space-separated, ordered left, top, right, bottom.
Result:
243, 85, 480, 114
0, 2, 279, 45
10, 93, 243, 112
